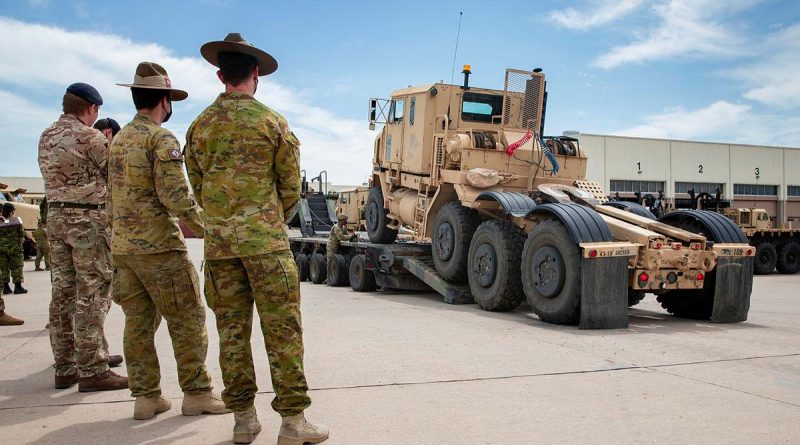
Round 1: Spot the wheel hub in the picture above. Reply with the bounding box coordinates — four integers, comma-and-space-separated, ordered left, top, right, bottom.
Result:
367, 202, 379, 231
472, 243, 497, 288
435, 222, 455, 261
531, 245, 565, 298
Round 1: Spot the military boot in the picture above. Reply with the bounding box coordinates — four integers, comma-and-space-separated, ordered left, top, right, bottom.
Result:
181, 390, 230, 416
2, 283, 11, 295
0, 312, 24, 326
277, 413, 329, 445
78, 370, 128, 392
133, 395, 172, 420
232, 406, 261, 444
54, 373, 78, 389
13, 283, 27, 294
35, 267, 44, 271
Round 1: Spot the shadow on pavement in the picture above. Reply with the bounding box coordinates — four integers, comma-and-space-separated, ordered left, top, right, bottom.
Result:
1, 329, 46, 339
29, 413, 205, 445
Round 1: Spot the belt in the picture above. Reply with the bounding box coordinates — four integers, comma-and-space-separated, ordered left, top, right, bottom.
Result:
48, 202, 105, 210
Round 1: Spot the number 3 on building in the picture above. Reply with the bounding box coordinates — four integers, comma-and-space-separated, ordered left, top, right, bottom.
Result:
755, 167, 760, 176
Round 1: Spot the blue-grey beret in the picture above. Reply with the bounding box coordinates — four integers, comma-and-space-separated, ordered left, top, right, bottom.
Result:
66, 82, 103, 106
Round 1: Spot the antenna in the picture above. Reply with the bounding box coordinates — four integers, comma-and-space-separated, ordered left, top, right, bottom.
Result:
449, 12, 463, 85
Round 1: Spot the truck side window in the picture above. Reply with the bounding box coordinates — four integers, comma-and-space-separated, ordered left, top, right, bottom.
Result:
409, 97, 415, 126
389, 99, 405, 124
461, 92, 503, 123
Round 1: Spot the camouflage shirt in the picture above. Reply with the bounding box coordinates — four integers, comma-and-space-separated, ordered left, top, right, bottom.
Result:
328, 223, 355, 255
186, 92, 300, 260
0, 217, 24, 254
108, 114, 204, 255
33, 227, 47, 244
38, 114, 108, 205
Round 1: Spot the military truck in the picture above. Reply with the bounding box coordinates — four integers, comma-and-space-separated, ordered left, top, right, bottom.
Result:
671, 189, 799, 275
0, 183, 40, 258
721, 208, 799, 275
293, 67, 754, 329
335, 186, 370, 232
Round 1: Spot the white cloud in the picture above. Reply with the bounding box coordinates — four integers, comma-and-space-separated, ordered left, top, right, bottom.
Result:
0, 17, 375, 185
593, 0, 760, 69
549, 0, 644, 30
733, 24, 800, 109
615, 100, 800, 146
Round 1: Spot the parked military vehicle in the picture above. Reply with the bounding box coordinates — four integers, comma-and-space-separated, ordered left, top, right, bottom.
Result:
292, 67, 754, 329
0, 183, 40, 258
335, 187, 369, 232
671, 189, 799, 275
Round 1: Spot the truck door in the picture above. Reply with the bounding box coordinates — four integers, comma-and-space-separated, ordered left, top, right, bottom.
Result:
385, 97, 406, 166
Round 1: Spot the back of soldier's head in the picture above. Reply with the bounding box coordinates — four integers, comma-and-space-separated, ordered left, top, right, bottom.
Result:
218, 52, 258, 86
93, 118, 121, 136
2, 202, 14, 218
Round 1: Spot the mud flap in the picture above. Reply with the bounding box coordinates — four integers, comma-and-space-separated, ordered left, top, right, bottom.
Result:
579, 257, 629, 329
710, 256, 753, 323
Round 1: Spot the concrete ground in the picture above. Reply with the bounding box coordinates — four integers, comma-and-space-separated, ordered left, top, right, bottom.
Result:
1, 239, 799, 444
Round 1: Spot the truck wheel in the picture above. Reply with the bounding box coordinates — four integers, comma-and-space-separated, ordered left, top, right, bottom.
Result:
327, 254, 349, 287
295, 253, 310, 282
776, 242, 800, 274
366, 187, 398, 244
349, 254, 377, 291
432, 202, 480, 283
521, 219, 581, 325
628, 290, 645, 307
753, 242, 777, 274
467, 220, 525, 312
309, 253, 327, 284
656, 288, 714, 319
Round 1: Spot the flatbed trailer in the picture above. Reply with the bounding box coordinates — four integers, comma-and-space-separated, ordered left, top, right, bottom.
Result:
289, 234, 638, 330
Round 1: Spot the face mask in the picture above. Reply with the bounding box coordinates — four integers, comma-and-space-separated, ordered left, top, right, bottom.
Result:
253, 76, 258, 95
162, 98, 173, 123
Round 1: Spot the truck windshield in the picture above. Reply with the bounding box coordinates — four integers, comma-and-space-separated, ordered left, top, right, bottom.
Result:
461, 92, 503, 123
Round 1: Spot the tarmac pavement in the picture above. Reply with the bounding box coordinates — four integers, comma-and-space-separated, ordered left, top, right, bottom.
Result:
1, 239, 799, 444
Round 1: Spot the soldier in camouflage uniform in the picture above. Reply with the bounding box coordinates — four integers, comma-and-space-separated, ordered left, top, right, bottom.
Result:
33, 219, 50, 271
38, 82, 128, 392
110, 62, 229, 421
187, 33, 328, 445
328, 213, 358, 259
0, 203, 27, 295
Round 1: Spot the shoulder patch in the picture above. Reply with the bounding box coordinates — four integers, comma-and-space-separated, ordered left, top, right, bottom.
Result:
169, 148, 183, 160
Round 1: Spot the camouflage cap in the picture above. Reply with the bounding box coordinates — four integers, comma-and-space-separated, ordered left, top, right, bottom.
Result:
66, 82, 103, 106
200, 33, 278, 76
337, 213, 347, 220
116, 62, 188, 101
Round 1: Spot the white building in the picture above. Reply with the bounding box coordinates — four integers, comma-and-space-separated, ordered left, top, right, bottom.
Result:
573, 133, 800, 225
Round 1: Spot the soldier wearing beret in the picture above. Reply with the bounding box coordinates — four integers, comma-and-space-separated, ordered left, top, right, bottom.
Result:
109, 62, 229, 420
186, 33, 328, 445
38, 82, 128, 392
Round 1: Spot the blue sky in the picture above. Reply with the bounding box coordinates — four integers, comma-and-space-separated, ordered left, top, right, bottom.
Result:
1, 0, 798, 184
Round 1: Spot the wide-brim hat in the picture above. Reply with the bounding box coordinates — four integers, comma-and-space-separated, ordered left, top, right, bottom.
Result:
200, 32, 277, 76
116, 62, 188, 101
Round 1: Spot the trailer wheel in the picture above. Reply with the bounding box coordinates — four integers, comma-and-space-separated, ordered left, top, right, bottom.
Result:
309, 253, 327, 284
366, 187, 398, 244
349, 254, 377, 291
776, 242, 800, 274
432, 202, 480, 282
753, 242, 777, 275
295, 253, 310, 282
521, 219, 581, 325
327, 254, 349, 287
628, 290, 645, 307
467, 220, 525, 312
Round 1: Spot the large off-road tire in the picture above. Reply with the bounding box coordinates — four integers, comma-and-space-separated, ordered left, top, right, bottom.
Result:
467, 220, 526, 312
521, 219, 582, 325
327, 254, 349, 287
349, 254, 377, 292
657, 210, 750, 320
366, 187, 398, 244
309, 253, 327, 284
628, 290, 646, 307
753, 242, 777, 275
432, 202, 480, 283
295, 253, 310, 282
776, 242, 800, 274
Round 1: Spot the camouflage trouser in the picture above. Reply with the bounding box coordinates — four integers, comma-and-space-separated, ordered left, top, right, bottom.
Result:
205, 250, 311, 415
0, 294, 5, 312
113, 250, 212, 398
47, 208, 112, 378
0, 249, 24, 284
36, 245, 51, 269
